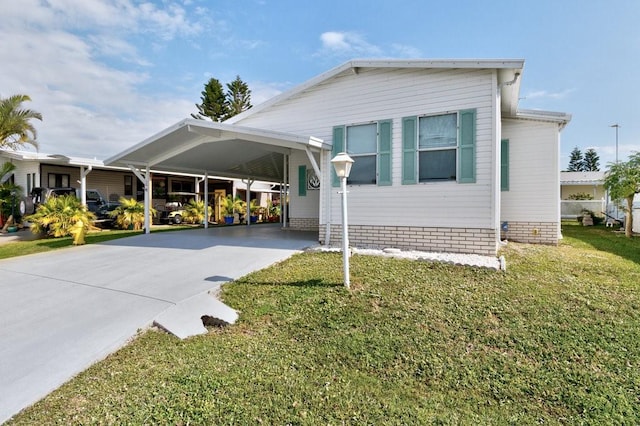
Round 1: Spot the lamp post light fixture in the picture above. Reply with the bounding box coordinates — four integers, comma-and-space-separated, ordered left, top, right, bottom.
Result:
331, 152, 354, 289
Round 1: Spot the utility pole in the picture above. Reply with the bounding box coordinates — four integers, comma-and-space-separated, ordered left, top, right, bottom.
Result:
610, 123, 620, 163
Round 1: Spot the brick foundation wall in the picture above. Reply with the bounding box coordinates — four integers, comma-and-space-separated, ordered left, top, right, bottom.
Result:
289, 217, 320, 231
319, 224, 498, 256
501, 221, 558, 245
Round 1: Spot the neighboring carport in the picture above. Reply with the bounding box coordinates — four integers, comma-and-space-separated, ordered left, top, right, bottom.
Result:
105, 119, 330, 232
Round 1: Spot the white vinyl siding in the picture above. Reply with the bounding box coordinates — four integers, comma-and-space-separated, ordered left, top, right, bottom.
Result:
234, 67, 496, 229
501, 119, 560, 222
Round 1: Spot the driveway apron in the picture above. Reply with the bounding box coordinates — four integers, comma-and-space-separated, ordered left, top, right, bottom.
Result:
0, 224, 317, 423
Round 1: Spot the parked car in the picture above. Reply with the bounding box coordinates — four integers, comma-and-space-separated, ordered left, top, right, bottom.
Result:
20, 187, 106, 215
94, 201, 121, 228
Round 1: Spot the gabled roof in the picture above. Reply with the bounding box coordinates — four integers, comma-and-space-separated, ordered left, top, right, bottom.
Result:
105, 119, 326, 182
226, 58, 526, 124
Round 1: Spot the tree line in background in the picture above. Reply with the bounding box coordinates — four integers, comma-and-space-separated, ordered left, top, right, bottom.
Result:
192, 75, 252, 121
567, 146, 600, 172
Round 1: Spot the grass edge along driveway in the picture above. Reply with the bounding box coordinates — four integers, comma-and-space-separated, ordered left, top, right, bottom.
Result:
7, 222, 640, 425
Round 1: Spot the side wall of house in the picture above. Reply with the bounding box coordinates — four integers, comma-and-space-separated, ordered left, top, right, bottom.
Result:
501, 119, 560, 244
1, 158, 40, 196
40, 164, 135, 201
237, 67, 499, 255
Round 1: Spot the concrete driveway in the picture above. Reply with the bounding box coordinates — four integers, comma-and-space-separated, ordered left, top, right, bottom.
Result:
0, 224, 317, 423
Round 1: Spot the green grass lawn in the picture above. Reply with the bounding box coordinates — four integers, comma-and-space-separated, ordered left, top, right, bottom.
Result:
6, 222, 640, 424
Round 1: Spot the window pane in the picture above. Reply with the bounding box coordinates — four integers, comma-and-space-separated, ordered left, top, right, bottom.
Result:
347, 123, 377, 154
347, 155, 376, 185
419, 113, 457, 149
419, 149, 456, 181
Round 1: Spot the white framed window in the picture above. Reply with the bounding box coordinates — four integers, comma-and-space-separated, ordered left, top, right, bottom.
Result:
418, 112, 458, 182
48, 173, 69, 187
345, 123, 377, 185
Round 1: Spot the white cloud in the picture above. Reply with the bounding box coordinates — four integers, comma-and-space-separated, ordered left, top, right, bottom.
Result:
524, 88, 575, 100
318, 31, 382, 57
0, 0, 206, 158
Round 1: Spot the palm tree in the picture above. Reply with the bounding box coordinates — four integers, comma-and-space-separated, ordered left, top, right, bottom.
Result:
26, 194, 96, 241
111, 197, 156, 230
0, 94, 43, 150
182, 199, 207, 224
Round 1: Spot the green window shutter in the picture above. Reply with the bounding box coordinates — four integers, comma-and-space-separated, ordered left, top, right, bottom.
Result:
458, 109, 476, 183
298, 165, 307, 196
377, 119, 392, 186
402, 116, 417, 185
332, 126, 345, 187
501, 139, 509, 191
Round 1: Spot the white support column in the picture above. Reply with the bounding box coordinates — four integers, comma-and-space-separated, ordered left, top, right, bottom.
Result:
204, 172, 209, 229
283, 154, 288, 228
79, 165, 92, 207
144, 166, 151, 234
244, 178, 253, 227
127, 164, 151, 234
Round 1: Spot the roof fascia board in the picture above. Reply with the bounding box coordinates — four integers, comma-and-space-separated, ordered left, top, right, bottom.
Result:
512, 109, 573, 124
227, 58, 524, 124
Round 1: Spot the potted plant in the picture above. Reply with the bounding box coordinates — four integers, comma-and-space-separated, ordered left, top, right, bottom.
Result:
219, 195, 244, 225
249, 199, 261, 223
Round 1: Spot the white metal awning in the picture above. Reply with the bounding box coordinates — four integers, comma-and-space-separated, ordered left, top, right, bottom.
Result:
104, 119, 327, 182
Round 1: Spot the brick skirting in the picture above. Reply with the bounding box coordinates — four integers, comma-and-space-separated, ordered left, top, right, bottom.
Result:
501, 221, 558, 245
319, 224, 498, 256
289, 217, 320, 231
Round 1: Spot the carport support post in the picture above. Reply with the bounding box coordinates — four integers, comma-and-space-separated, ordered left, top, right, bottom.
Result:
203, 172, 209, 229
244, 178, 253, 226
79, 165, 92, 208
128, 165, 151, 234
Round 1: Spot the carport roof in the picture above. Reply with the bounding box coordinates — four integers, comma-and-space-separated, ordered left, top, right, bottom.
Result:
105, 119, 327, 182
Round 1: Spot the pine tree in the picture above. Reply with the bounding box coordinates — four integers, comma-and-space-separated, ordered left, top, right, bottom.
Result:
583, 148, 600, 171
567, 146, 584, 171
192, 78, 228, 122
224, 75, 252, 120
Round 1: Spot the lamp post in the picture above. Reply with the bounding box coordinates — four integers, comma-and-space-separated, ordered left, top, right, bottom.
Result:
331, 152, 354, 289
610, 123, 620, 163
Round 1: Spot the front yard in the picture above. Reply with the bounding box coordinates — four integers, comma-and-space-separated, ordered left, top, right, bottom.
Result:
6, 222, 640, 424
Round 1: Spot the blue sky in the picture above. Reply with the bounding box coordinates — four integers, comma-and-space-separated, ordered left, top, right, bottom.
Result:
1, 0, 638, 169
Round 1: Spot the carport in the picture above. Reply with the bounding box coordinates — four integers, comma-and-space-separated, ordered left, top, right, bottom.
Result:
105, 119, 330, 232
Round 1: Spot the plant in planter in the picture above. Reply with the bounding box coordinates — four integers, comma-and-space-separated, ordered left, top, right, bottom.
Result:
219, 195, 244, 225
111, 197, 156, 230
266, 199, 281, 222
182, 199, 208, 224
249, 199, 261, 223
26, 194, 95, 243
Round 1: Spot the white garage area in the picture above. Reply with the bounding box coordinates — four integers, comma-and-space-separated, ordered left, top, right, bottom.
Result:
105, 119, 329, 232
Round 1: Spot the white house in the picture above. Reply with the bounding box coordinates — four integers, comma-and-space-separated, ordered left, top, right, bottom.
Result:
104, 59, 571, 256
227, 59, 571, 255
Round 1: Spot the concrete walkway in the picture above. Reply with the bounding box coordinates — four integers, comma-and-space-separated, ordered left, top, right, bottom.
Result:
0, 224, 317, 423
